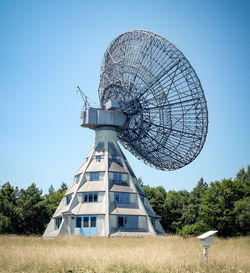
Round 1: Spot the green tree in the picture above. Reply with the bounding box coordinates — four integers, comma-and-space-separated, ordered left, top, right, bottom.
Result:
200, 179, 246, 237
0, 213, 11, 233
48, 185, 55, 195
182, 178, 208, 226
0, 182, 19, 233
59, 182, 67, 192
236, 165, 250, 197
142, 185, 166, 216
233, 196, 250, 235
17, 183, 45, 234
190, 178, 208, 202
163, 190, 190, 233
236, 165, 250, 185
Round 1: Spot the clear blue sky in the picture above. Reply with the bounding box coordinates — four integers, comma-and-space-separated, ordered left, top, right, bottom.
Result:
0, 0, 249, 193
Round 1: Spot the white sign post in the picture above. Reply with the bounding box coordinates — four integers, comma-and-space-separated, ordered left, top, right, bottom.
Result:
197, 230, 218, 264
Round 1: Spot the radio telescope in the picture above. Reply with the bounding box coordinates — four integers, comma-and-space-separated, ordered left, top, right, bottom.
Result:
43, 30, 208, 237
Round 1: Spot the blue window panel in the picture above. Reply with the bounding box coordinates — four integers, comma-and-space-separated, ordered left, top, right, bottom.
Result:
83, 216, 89, 227
55, 217, 62, 229
66, 194, 72, 205
96, 155, 101, 160
115, 192, 130, 203
89, 194, 93, 202
112, 155, 117, 160
75, 215, 98, 236
127, 216, 138, 229
123, 193, 129, 203
83, 193, 87, 202
113, 172, 122, 181
76, 216, 82, 228
90, 216, 96, 227
90, 172, 100, 181
117, 216, 127, 228
75, 174, 81, 183
84, 193, 88, 202
115, 192, 119, 202
117, 216, 138, 229
83, 192, 98, 203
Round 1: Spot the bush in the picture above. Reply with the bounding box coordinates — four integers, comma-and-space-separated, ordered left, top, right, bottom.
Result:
178, 221, 209, 238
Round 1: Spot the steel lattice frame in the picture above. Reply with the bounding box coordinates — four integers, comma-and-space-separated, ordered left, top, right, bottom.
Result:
98, 30, 208, 171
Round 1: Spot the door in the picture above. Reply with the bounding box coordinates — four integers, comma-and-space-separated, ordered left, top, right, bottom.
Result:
80, 215, 97, 236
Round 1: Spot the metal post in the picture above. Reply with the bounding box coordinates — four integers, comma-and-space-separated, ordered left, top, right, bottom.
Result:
203, 247, 208, 264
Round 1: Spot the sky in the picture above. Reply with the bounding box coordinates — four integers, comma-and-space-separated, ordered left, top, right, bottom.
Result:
0, 0, 249, 193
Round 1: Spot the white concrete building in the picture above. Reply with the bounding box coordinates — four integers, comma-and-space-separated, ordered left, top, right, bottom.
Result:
43, 126, 165, 237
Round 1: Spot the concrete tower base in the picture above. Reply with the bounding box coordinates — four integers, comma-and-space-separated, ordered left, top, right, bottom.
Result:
43, 126, 165, 237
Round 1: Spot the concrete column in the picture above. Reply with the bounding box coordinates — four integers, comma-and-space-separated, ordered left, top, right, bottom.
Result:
95, 126, 118, 236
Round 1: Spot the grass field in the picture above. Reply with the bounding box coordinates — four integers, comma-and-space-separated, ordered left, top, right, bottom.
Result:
0, 235, 249, 273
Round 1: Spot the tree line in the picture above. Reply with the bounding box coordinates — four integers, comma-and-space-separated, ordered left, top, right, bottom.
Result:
0, 165, 249, 237
140, 165, 250, 237
0, 182, 67, 235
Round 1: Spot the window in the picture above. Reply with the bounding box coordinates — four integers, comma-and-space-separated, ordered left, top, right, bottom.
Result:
66, 194, 72, 205
90, 172, 100, 181
117, 216, 138, 229
83, 192, 98, 203
75, 216, 97, 230
113, 172, 122, 181
89, 194, 93, 202
96, 155, 101, 162
75, 174, 81, 183
83, 217, 89, 227
76, 216, 82, 228
117, 216, 127, 228
84, 194, 88, 202
115, 192, 130, 203
55, 217, 62, 229
112, 155, 117, 160
91, 216, 96, 227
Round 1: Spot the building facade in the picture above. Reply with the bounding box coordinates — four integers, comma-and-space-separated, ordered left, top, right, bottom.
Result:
43, 127, 165, 237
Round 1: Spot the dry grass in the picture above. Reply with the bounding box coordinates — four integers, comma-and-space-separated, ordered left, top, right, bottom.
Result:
0, 235, 249, 273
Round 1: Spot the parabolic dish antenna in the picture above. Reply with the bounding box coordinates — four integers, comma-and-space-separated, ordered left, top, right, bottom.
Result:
43, 30, 208, 238
98, 30, 208, 170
